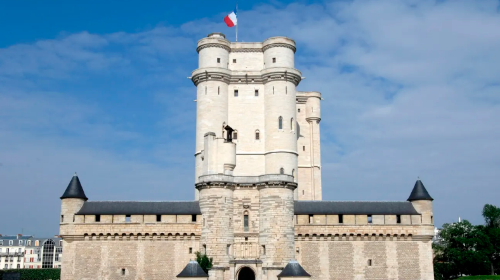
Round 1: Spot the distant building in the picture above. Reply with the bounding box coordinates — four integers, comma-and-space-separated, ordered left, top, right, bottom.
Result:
0, 235, 63, 270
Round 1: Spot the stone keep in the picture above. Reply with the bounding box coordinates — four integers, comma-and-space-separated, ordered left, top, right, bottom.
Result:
58, 33, 436, 280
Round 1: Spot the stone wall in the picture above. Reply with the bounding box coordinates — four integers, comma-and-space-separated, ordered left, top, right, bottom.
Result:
296, 240, 434, 280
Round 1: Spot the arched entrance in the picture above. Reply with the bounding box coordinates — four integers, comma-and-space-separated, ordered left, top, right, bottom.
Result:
238, 267, 255, 280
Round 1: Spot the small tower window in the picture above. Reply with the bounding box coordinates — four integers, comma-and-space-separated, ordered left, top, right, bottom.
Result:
189, 247, 193, 254
339, 214, 344, 224
255, 130, 260, 140
233, 131, 238, 140
368, 215, 372, 224
286, 86, 288, 94
156, 215, 161, 222
192, 215, 197, 222
121, 268, 126, 276
397, 215, 401, 224
233, 59, 236, 63
273, 86, 275, 94
255, 89, 259, 96
272, 57, 276, 63
60, 215, 64, 223
303, 146, 305, 151
309, 214, 314, 224
125, 215, 131, 223
278, 116, 283, 129
205, 86, 207, 95
218, 86, 220, 95
298, 108, 301, 113
244, 213, 249, 232
234, 89, 238, 97
217, 58, 220, 63
262, 245, 266, 255
95, 215, 101, 222
368, 259, 372, 266
280, 168, 284, 175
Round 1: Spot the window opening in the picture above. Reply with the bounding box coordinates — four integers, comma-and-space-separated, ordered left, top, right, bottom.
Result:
41, 240, 55, 268
192, 215, 197, 222
286, 86, 287, 94
303, 146, 305, 151
396, 215, 401, 224
262, 245, 266, 255
60, 215, 64, 223
122, 268, 126, 276
234, 89, 238, 97
280, 168, 284, 175
244, 214, 249, 232
278, 116, 283, 129
95, 215, 101, 222
218, 86, 220, 95
368, 259, 372, 266
255, 89, 259, 96
156, 215, 161, 222
125, 215, 131, 223
189, 247, 193, 254
226, 244, 230, 255
233, 59, 236, 63
339, 215, 344, 224
272, 57, 276, 63
217, 58, 220, 63
298, 108, 301, 113
291, 118, 294, 130
255, 130, 260, 140
302, 190, 304, 195
368, 215, 372, 224
309, 215, 314, 224
233, 131, 238, 140
273, 86, 275, 94
245, 237, 248, 242
205, 86, 207, 95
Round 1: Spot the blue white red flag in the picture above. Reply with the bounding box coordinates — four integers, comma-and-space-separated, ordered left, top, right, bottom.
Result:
224, 8, 237, 27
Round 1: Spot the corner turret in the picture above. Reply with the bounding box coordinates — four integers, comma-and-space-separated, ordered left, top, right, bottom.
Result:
408, 179, 434, 224
60, 173, 87, 225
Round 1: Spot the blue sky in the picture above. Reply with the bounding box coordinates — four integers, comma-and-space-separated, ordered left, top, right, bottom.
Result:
1, 0, 499, 237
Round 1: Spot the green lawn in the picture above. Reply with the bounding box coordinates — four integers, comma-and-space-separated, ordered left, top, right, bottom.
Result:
457, 276, 500, 279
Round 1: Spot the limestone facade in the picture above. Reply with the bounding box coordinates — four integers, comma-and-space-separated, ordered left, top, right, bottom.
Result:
58, 33, 435, 280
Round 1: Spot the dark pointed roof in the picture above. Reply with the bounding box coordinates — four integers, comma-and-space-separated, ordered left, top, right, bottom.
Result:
176, 260, 208, 278
277, 260, 311, 278
60, 173, 88, 201
407, 179, 433, 201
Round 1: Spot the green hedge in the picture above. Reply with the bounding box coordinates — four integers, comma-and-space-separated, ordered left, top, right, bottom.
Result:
457, 276, 500, 279
0, 269, 60, 280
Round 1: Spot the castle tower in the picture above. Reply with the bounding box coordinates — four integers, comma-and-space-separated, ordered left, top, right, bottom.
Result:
408, 179, 434, 224
60, 173, 87, 225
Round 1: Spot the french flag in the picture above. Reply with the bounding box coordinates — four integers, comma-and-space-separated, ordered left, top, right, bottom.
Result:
224, 9, 237, 27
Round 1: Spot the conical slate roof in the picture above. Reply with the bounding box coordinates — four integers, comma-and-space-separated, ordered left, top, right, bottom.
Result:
60, 173, 88, 200
407, 179, 433, 201
277, 260, 311, 278
176, 260, 208, 278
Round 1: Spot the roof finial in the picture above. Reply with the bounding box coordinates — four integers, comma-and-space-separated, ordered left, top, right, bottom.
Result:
74, 172, 77, 176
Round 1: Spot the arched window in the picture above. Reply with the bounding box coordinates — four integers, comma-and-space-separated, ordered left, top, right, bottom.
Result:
280, 168, 284, 175
290, 118, 294, 131
278, 117, 283, 129
42, 240, 55, 268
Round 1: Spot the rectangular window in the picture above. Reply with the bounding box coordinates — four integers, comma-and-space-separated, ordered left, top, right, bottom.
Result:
255, 132, 260, 140
233, 132, 237, 139
191, 215, 197, 222
189, 247, 192, 254
19, 240, 23, 245
122, 268, 126, 275
303, 146, 305, 151
125, 215, 131, 223
156, 215, 161, 222
217, 58, 220, 63
339, 214, 344, 224
396, 215, 401, 224
255, 89, 259, 96
368, 259, 372, 266
0, 240, 3, 245
234, 89, 238, 97
95, 215, 101, 222
244, 215, 249, 231
17, 264, 20, 269
309, 214, 314, 224
368, 215, 372, 224
233, 59, 236, 63
61, 215, 64, 223
9, 241, 13, 245
272, 57, 276, 63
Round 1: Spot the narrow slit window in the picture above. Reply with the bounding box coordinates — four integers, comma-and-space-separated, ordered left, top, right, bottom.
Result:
189, 247, 193, 254
217, 58, 220, 63
298, 108, 301, 113
278, 116, 283, 129
303, 146, 305, 151
156, 215, 161, 222
368, 215, 372, 224
291, 118, 294, 130
234, 89, 238, 97
218, 86, 220, 95
273, 86, 274, 94
368, 259, 372, 266
255, 130, 260, 140
60, 215, 64, 223
95, 215, 101, 222
262, 245, 266, 255
233, 131, 238, 140
286, 86, 287, 94
121, 268, 126, 276
244, 214, 249, 231
255, 89, 259, 96
309, 215, 314, 224
272, 57, 276, 63
205, 86, 207, 95
339, 214, 344, 224
396, 215, 401, 224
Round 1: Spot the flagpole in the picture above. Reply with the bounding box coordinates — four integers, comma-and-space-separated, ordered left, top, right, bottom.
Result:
236, 3, 238, 42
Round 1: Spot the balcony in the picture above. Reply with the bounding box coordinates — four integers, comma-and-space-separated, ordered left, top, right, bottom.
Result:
233, 242, 260, 259
0, 252, 24, 257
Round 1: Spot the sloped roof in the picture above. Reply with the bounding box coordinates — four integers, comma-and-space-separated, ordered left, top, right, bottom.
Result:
60, 174, 88, 200
176, 260, 208, 278
407, 180, 433, 201
277, 260, 311, 277
294, 201, 419, 215
76, 201, 201, 215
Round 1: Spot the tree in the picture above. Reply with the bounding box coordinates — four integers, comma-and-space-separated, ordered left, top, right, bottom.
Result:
481, 204, 500, 275
483, 204, 500, 228
195, 251, 213, 274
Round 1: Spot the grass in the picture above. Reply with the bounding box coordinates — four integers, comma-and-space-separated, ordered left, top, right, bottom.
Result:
457, 276, 500, 279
